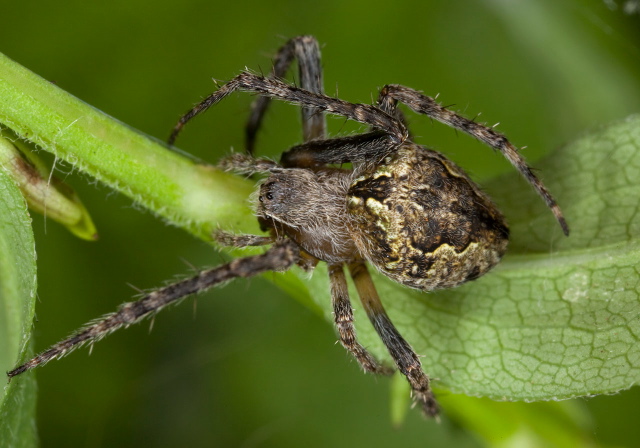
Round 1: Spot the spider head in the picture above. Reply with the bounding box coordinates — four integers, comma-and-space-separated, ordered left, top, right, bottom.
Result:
257, 169, 321, 228
257, 167, 360, 264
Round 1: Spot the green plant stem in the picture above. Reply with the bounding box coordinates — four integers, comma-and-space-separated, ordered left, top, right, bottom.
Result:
0, 52, 257, 241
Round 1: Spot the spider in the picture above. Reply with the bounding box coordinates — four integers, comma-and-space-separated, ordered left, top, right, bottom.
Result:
8, 36, 568, 417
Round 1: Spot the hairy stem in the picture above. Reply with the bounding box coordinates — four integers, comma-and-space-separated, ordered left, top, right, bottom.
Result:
0, 52, 257, 240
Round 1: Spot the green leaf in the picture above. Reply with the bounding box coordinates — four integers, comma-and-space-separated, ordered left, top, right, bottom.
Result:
0, 167, 38, 446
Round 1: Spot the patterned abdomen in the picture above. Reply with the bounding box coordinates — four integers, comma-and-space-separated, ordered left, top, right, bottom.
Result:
347, 143, 509, 291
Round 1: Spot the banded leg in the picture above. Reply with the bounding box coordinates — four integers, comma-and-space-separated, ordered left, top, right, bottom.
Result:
246, 35, 326, 154
378, 84, 569, 235
348, 262, 439, 417
7, 239, 299, 378
329, 264, 393, 375
168, 72, 407, 146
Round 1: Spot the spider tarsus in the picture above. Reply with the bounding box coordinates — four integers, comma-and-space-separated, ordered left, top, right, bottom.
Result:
406, 368, 440, 418
556, 210, 570, 236
167, 126, 181, 146
7, 364, 27, 379
418, 393, 440, 419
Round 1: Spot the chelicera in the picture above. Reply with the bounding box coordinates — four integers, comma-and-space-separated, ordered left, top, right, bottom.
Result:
8, 36, 568, 417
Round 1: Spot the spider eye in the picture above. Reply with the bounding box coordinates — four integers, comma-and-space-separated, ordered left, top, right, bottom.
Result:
259, 195, 264, 202
266, 192, 274, 200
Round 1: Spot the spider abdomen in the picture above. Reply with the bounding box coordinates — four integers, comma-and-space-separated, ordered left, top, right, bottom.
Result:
347, 143, 509, 290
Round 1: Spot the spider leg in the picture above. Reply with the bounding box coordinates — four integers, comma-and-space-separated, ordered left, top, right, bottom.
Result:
246, 35, 326, 154
329, 264, 394, 375
7, 239, 299, 378
280, 132, 397, 169
213, 230, 273, 248
378, 84, 569, 235
375, 89, 411, 138
168, 72, 407, 146
348, 262, 439, 417
217, 135, 397, 176
216, 152, 281, 175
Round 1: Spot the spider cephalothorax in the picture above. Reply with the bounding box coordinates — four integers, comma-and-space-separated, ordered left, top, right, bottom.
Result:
8, 36, 567, 418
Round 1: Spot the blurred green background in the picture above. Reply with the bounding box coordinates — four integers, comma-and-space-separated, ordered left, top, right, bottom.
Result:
2, 0, 640, 446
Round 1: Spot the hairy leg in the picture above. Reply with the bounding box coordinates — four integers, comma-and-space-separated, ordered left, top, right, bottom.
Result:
280, 132, 396, 168
8, 239, 299, 378
328, 264, 393, 375
213, 230, 273, 248
348, 262, 439, 417
378, 84, 568, 235
375, 88, 411, 139
217, 152, 280, 175
246, 35, 326, 153
168, 72, 407, 146
220, 131, 398, 173
278, 85, 417, 169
